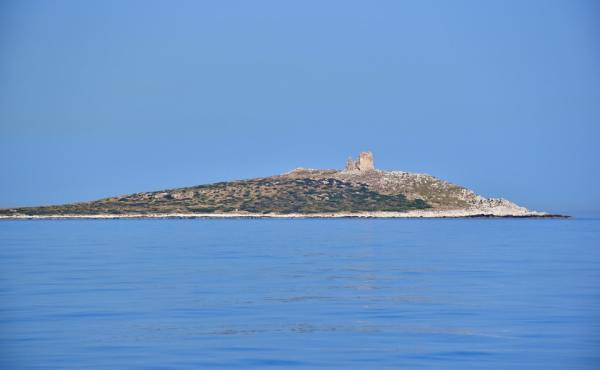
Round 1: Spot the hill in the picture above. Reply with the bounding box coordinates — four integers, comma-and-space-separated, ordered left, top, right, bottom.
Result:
0, 152, 561, 218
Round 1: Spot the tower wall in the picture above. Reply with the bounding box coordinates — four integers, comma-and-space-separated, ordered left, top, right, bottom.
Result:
357, 151, 374, 171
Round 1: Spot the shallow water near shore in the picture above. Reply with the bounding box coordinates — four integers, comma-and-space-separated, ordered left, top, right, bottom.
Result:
1, 218, 599, 369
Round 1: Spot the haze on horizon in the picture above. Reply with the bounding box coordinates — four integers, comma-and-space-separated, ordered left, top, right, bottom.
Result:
0, 0, 599, 215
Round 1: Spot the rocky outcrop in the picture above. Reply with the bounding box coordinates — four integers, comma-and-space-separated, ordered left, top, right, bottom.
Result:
282, 152, 550, 217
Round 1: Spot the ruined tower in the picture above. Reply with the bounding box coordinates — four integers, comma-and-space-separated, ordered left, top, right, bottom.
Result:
357, 151, 374, 171
345, 156, 357, 171
345, 151, 375, 172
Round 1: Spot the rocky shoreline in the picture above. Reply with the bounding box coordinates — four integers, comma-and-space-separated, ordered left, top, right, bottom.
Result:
0, 210, 568, 220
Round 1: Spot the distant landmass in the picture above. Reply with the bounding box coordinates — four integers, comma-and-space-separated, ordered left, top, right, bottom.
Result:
0, 152, 565, 219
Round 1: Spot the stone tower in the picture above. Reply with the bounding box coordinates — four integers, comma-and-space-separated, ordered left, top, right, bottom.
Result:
345, 156, 357, 171
345, 151, 375, 171
357, 151, 374, 171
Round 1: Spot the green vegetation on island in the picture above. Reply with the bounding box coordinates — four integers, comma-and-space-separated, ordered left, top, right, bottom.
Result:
0, 152, 560, 218
0, 177, 429, 216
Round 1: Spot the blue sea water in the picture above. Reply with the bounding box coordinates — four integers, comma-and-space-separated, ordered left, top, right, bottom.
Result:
0, 218, 599, 369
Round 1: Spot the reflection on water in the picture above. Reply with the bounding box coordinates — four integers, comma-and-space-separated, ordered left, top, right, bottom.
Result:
0, 219, 599, 369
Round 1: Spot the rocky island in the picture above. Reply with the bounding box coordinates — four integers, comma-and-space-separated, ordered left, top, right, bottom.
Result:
0, 152, 564, 219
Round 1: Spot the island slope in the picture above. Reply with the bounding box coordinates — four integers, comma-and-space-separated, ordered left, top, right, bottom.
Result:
0, 152, 562, 219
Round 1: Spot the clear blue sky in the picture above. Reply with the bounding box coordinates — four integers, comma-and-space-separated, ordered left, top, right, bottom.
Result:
1, 0, 599, 215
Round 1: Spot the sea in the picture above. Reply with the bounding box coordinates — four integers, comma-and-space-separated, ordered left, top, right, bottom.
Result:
0, 218, 599, 369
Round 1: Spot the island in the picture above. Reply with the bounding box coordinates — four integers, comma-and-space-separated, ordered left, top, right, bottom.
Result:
0, 152, 566, 219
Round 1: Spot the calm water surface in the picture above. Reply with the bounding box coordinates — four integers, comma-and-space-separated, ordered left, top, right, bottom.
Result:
0, 219, 599, 369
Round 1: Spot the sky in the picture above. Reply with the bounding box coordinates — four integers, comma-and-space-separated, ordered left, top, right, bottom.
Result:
0, 0, 599, 215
